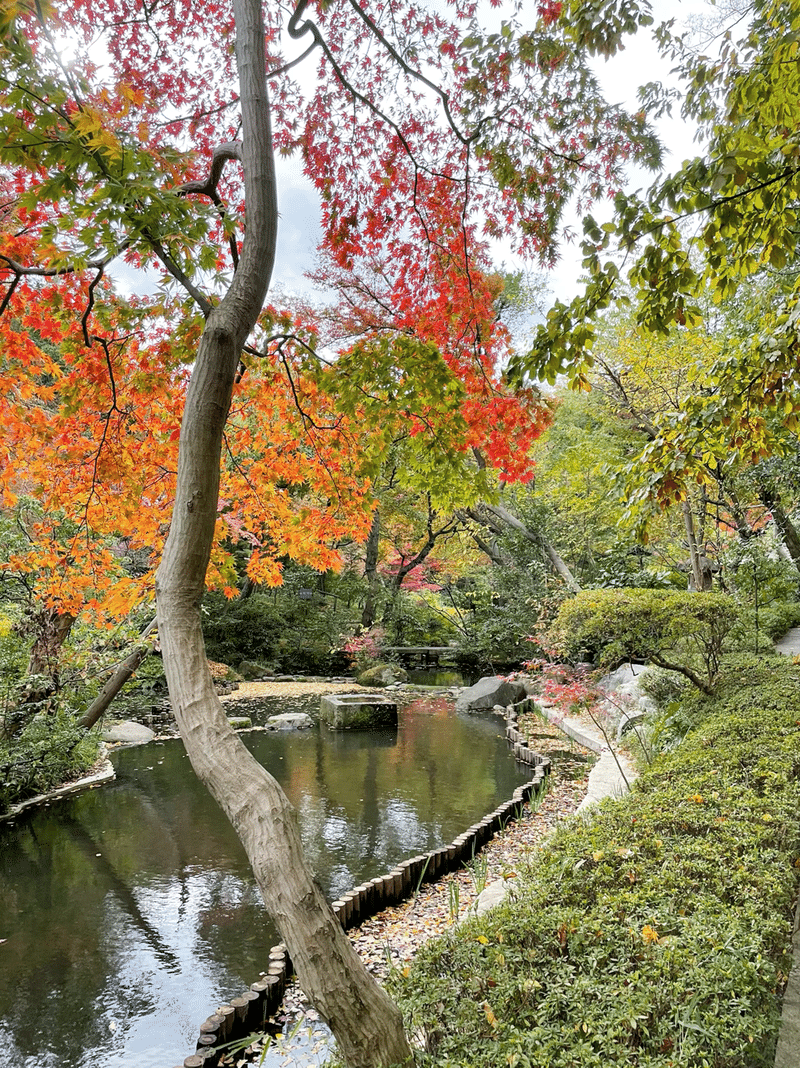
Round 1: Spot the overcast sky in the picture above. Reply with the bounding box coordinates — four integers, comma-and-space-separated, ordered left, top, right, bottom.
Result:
114, 1, 708, 313
265, 0, 709, 314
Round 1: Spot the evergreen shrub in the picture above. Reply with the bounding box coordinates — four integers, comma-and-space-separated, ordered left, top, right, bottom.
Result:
0, 711, 99, 814
550, 588, 740, 692
394, 654, 800, 1067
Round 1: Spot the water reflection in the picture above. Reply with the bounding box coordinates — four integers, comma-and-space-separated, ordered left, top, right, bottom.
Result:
0, 696, 528, 1068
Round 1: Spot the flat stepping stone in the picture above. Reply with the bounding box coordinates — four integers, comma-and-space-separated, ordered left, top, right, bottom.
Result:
266, 713, 313, 730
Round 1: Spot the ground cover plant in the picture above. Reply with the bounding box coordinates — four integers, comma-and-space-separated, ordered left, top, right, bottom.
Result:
393, 652, 800, 1067
0, 711, 98, 814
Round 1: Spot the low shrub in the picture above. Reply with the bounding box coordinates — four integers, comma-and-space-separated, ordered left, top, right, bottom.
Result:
0, 711, 99, 814
394, 654, 800, 1067
549, 588, 741, 694
750, 599, 800, 642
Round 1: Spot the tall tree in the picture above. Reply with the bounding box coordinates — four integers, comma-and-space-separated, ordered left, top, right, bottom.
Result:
0, 0, 658, 1061
513, 0, 800, 488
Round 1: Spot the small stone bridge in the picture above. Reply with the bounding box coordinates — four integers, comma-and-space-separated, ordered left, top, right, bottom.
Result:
382, 646, 457, 668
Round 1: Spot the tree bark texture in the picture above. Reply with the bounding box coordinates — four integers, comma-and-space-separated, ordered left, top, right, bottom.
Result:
361, 508, 382, 628
26, 607, 76, 680
682, 500, 708, 592
154, 2, 412, 1065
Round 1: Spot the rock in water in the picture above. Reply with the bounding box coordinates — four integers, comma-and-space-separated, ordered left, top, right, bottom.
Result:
266, 713, 314, 730
102, 720, 156, 745
455, 676, 525, 713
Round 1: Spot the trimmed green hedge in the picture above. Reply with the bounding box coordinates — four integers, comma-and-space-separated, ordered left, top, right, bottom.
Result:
394, 653, 800, 1067
550, 588, 741, 693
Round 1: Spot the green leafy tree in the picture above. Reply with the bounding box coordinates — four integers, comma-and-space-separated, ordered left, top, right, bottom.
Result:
513, 0, 800, 506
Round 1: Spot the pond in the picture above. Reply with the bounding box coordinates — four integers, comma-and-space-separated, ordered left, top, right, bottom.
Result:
0, 693, 531, 1068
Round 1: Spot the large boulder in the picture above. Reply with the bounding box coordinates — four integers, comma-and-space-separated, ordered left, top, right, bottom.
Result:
102, 720, 156, 746
455, 675, 526, 713
238, 659, 272, 680
595, 663, 656, 740
320, 693, 398, 730
356, 662, 408, 687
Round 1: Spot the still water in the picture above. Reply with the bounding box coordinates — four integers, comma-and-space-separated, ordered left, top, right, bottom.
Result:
0, 694, 529, 1068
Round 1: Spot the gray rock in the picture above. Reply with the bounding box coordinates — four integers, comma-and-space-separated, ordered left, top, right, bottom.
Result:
227, 715, 253, 729
474, 879, 511, 916
596, 663, 656, 737
102, 720, 156, 746
266, 712, 313, 730
455, 676, 526, 713
238, 659, 270, 680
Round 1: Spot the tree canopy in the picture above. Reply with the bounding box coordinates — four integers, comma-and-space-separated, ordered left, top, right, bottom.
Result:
514, 0, 800, 493
0, 0, 662, 1063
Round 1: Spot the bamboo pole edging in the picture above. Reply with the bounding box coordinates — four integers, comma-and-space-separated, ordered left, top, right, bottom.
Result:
179, 717, 552, 1066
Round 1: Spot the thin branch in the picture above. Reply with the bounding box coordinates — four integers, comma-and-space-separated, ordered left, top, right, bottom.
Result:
81, 266, 105, 347
176, 141, 243, 198
0, 241, 130, 281
145, 235, 212, 316
0, 272, 20, 318
344, 0, 471, 145
176, 142, 243, 270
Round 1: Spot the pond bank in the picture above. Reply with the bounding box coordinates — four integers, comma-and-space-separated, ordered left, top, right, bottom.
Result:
0, 746, 115, 824
234, 706, 597, 1067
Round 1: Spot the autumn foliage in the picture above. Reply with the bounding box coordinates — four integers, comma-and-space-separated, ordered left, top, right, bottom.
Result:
0, 0, 654, 624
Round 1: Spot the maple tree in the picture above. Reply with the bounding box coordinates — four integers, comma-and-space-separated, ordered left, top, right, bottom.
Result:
0, 0, 658, 1061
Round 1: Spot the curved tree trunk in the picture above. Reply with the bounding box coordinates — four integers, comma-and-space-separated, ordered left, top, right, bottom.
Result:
484, 502, 582, 593
154, 2, 412, 1064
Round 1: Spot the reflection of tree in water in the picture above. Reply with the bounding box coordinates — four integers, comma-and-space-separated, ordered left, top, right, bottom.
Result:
0, 699, 530, 1068
0, 805, 157, 1067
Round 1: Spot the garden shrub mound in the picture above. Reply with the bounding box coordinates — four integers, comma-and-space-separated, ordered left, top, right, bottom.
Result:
394, 653, 800, 1068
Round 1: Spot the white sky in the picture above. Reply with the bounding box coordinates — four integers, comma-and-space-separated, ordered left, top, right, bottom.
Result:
267, 0, 711, 312
113, 1, 711, 310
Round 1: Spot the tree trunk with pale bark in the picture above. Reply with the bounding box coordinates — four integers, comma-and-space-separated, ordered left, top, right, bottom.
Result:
154, 2, 412, 1064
